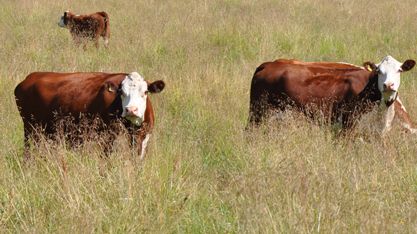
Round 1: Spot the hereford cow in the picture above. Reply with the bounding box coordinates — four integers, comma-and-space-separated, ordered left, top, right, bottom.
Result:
14, 72, 165, 160
247, 56, 416, 134
58, 11, 110, 49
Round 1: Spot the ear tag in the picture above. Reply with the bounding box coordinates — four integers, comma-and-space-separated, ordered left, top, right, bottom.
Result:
365, 65, 372, 72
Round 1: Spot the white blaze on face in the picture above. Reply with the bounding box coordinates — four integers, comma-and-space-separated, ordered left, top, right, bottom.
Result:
120, 72, 149, 126
376, 56, 403, 102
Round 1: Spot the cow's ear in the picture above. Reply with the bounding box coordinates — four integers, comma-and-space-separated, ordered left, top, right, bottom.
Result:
148, 80, 165, 93
401, 60, 416, 72
63, 11, 69, 24
105, 82, 119, 93
363, 62, 377, 72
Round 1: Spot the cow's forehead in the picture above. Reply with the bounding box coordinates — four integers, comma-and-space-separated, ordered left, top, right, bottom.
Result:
378, 56, 402, 71
122, 72, 147, 90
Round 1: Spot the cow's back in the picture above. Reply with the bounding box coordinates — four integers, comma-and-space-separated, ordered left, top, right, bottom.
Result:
248, 59, 374, 125
251, 60, 370, 105
15, 72, 127, 122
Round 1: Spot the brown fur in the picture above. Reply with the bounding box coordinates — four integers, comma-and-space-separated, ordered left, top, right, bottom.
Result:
14, 72, 165, 160
248, 59, 382, 131
59, 11, 110, 49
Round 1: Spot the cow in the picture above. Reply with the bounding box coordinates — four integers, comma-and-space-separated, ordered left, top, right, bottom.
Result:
14, 72, 165, 160
247, 56, 416, 135
58, 11, 110, 49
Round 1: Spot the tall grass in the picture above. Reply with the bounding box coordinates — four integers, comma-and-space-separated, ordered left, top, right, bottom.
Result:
1, 0, 417, 232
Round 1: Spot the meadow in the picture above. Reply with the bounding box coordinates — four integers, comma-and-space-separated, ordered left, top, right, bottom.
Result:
1, 0, 417, 232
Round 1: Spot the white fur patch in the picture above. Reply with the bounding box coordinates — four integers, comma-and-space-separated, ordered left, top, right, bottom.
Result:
58, 17, 66, 27
381, 103, 395, 135
376, 55, 403, 103
120, 72, 148, 126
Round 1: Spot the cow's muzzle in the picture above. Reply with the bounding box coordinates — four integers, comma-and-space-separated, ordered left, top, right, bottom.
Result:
383, 82, 395, 92
125, 106, 138, 117
123, 106, 144, 126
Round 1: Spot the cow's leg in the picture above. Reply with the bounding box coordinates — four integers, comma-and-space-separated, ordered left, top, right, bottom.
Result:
101, 125, 118, 157
103, 36, 109, 48
72, 35, 82, 48
248, 103, 262, 127
381, 103, 396, 136
139, 134, 151, 160
128, 132, 142, 160
394, 98, 417, 133
247, 93, 269, 129
22, 122, 40, 162
75, 37, 88, 51
103, 141, 114, 157
127, 127, 150, 160
101, 134, 116, 157
339, 112, 357, 137
103, 21, 110, 49
23, 126, 32, 162
94, 37, 100, 49
82, 41, 88, 51
101, 33, 109, 48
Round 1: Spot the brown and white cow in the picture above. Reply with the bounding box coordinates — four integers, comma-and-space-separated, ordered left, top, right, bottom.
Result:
247, 56, 416, 134
58, 11, 110, 49
14, 72, 165, 160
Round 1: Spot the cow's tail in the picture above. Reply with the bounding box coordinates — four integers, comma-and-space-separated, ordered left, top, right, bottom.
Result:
98, 11, 110, 47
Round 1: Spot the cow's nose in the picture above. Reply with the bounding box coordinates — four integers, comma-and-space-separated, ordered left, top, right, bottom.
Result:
383, 83, 394, 91
126, 106, 138, 116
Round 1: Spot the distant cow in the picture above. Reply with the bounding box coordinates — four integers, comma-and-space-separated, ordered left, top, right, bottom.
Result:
14, 72, 165, 160
247, 56, 416, 134
58, 11, 110, 49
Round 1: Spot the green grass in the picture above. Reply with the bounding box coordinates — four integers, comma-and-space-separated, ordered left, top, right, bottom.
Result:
1, 0, 417, 232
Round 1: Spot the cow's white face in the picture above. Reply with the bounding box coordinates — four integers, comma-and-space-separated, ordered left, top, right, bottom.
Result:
376, 56, 402, 102
374, 56, 415, 104
120, 72, 149, 126
58, 17, 65, 27
58, 11, 69, 28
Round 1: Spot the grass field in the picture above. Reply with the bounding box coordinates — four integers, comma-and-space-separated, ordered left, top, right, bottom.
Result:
1, 0, 417, 232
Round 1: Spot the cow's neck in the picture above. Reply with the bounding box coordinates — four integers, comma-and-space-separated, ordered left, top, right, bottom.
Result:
359, 71, 381, 103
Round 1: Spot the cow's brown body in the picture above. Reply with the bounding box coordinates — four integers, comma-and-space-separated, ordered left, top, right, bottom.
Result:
248, 59, 383, 130
15, 72, 161, 160
59, 11, 110, 49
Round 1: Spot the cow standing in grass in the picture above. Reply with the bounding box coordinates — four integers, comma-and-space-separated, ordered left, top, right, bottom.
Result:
58, 11, 110, 49
14, 72, 165, 160
247, 56, 416, 135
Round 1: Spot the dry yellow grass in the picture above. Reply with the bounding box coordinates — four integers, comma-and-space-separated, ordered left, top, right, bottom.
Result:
1, 0, 417, 232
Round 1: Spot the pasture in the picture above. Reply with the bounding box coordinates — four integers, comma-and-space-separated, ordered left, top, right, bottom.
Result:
1, 0, 417, 232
